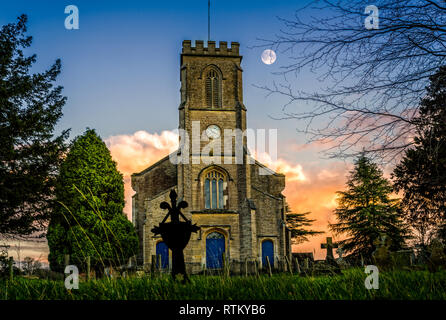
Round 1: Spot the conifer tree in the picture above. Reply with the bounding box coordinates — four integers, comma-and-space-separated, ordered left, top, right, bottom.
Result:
0, 15, 69, 238
47, 129, 138, 272
286, 212, 323, 244
330, 155, 408, 260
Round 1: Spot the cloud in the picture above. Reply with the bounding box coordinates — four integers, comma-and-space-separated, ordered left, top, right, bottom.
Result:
253, 151, 307, 182
105, 130, 179, 218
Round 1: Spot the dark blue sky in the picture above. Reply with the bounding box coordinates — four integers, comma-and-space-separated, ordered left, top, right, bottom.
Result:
0, 0, 317, 146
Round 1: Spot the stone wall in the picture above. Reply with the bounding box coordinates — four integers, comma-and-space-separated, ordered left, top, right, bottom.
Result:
131, 155, 177, 263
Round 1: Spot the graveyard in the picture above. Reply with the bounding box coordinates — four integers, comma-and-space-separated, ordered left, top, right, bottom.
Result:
1, 235, 445, 300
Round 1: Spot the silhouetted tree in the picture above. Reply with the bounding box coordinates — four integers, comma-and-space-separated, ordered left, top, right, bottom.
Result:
22, 256, 41, 275
286, 212, 323, 244
0, 15, 69, 238
330, 155, 408, 260
393, 66, 446, 245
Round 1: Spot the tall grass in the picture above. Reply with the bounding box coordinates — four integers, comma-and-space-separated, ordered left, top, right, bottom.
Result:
55, 185, 137, 273
1, 269, 445, 300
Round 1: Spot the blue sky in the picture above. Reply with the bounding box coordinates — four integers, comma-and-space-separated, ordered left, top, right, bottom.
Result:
1, 0, 316, 146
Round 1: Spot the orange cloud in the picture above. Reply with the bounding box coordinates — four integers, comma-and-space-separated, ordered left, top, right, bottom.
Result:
105, 130, 179, 218
253, 151, 307, 182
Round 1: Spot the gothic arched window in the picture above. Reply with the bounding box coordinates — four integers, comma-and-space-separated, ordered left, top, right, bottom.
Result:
205, 68, 222, 108
204, 170, 225, 209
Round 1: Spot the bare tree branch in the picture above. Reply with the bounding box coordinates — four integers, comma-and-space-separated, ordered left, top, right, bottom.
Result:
256, 0, 446, 163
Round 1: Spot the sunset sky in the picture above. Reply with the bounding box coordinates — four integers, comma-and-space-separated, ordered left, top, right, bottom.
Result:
1, 0, 367, 262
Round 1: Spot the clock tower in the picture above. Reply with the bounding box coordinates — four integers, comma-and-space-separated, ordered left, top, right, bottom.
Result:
178, 40, 256, 264
132, 40, 290, 273
178, 40, 250, 208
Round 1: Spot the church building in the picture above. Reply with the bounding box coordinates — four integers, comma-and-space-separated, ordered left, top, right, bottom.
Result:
131, 40, 291, 273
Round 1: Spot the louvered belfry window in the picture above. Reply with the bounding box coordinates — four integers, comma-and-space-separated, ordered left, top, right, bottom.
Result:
205, 69, 221, 108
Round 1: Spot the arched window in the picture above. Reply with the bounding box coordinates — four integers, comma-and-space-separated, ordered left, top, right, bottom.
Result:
205, 68, 221, 108
204, 170, 225, 209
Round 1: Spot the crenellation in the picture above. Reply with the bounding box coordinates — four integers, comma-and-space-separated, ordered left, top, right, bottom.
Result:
182, 40, 192, 53
230, 42, 240, 55
195, 40, 204, 54
219, 41, 228, 54
208, 40, 216, 54
181, 40, 240, 56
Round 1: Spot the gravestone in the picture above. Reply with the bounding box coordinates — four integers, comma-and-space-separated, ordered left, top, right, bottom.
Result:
372, 234, 392, 270
336, 246, 349, 268
294, 257, 301, 274
318, 237, 341, 274
390, 250, 414, 268
427, 239, 446, 272
292, 252, 314, 270
321, 237, 338, 261
336, 247, 344, 260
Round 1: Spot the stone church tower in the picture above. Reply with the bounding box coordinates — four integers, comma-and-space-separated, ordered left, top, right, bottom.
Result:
131, 40, 291, 273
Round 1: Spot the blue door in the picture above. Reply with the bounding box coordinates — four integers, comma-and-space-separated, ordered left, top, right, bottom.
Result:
156, 241, 169, 269
262, 240, 274, 268
206, 232, 225, 269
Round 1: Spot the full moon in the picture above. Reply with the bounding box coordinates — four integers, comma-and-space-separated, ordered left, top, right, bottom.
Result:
261, 49, 277, 65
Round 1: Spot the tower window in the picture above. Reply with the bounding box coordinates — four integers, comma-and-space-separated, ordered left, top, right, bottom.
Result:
204, 170, 225, 209
205, 69, 222, 108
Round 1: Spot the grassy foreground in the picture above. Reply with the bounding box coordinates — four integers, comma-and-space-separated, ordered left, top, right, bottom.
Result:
1, 269, 445, 300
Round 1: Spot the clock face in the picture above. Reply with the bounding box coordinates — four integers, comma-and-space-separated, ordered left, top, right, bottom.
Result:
206, 125, 221, 139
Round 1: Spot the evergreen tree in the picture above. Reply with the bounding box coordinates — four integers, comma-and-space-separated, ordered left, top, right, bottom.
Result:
286, 212, 323, 244
0, 15, 69, 237
330, 155, 408, 260
47, 129, 138, 273
393, 66, 446, 245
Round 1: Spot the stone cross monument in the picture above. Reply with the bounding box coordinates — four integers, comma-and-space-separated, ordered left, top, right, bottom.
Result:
321, 237, 339, 261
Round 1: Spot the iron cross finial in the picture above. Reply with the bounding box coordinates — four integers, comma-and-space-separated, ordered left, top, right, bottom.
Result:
160, 189, 189, 224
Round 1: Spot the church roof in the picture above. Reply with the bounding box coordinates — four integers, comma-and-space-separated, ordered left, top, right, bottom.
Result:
131, 151, 178, 177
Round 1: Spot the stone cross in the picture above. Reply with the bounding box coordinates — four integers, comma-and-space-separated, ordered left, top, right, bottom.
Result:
321, 237, 338, 260
336, 247, 344, 260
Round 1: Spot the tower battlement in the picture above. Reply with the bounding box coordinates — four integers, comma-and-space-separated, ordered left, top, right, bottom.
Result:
182, 40, 240, 56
